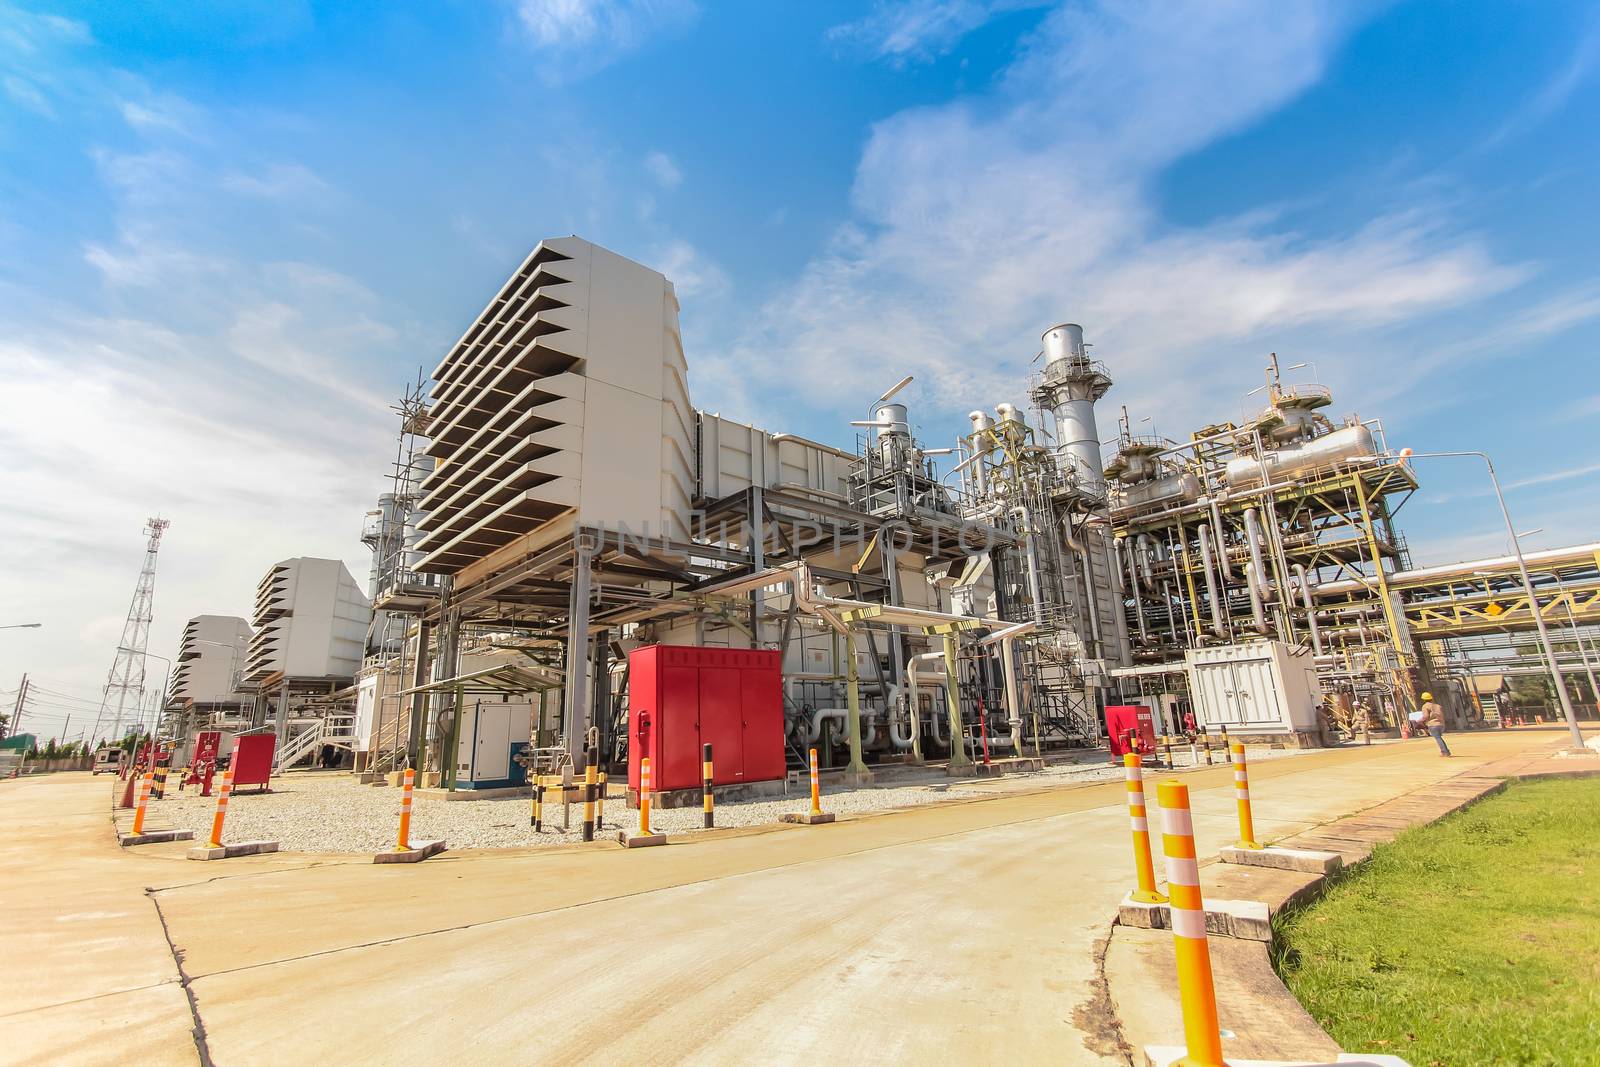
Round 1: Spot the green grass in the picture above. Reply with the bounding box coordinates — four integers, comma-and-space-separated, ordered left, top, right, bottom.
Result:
1274, 777, 1600, 1067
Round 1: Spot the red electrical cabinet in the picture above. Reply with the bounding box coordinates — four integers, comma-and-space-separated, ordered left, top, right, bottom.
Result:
1105, 704, 1158, 757
629, 645, 785, 796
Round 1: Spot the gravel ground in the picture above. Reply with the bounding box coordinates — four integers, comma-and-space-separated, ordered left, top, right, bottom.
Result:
149, 742, 1329, 854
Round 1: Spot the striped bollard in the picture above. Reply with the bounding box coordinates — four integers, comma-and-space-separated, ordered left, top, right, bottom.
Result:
1157, 782, 1227, 1067
153, 765, 168, 800
396, 768, 416, 851
207, 769, 235, 848
532, 779, 544, 831
1231, 741, 1261, 849
1123, 754, 1166, 904
809, 747, 823, 817
637, 757, 655, 836
131, 772, 154, 835
597, 771, 608, 829
702, 743, 715, 829
581, 756, 597, 842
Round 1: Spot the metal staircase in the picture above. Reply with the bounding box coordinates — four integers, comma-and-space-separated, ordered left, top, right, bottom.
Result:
274, 713, 358, 772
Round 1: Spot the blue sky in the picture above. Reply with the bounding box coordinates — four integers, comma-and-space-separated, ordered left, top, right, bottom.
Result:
2, 0, 1598, 732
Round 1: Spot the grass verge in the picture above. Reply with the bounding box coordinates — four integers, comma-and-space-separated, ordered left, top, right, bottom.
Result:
1273, 776, 1600, 1066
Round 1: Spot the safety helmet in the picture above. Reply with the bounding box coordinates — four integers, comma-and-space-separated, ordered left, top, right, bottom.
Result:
1420, 692, 1433, 702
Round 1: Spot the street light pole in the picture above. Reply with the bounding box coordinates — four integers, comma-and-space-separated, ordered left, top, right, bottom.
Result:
1400, 449, 1584, 747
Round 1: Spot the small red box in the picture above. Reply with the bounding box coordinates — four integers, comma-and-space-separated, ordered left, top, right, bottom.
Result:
1105, 704, 1158, 757
628, 645, 784, 795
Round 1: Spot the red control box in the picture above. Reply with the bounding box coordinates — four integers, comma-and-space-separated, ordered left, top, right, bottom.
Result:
628, 645, 784, 796
1105, 704, 1158, 757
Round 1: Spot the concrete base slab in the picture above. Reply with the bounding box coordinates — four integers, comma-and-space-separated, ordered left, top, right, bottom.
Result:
616, 831, 667, 848
944, 761, 978, 777
1147, 1046, 1413, 1067
1118, 893, 1273, 942
779, 812, 836, 825
842, 770, 875, 786
118, 828, 194, 847
374, 840, 446, 864
186, 840, 280, 861
1221, 845, 1341, 875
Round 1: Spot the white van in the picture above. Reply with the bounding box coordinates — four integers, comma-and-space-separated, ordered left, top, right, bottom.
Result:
92, 747, 127, 775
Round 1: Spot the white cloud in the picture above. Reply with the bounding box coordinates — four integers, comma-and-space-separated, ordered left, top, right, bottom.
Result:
702, 1, 1524, 436
222, 162, 331, 200
650, 238, 727, 300
513, 0, 698, 79
828, 1, 1047, 63
644, 150, 682, 189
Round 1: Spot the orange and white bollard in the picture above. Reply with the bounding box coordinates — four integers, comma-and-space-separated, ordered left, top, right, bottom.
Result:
206, 768, 235, 849
809, 747, 823, 817
1157, 781, 1227, 1067
1231, 741, 1261, 850
1123, 754, 1166, 904
396, 768, 416, 851
637, 757, 655, 837
131, 772, 154, 835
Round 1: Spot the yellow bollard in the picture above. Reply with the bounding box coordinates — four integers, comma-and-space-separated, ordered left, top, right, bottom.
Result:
131, 772, 154, 835
597, 770, 607, 829
532, 779, 544, 831
1123, 754, 1167, 904
1157, 782, 1227, 1067
396, 768, 415, 851
702, 743, 715, 829
1231, 741, 1261, 850
637, 757, 655, 836
152, 765, 168, 800
809, 747, 823, 817
207, 768, 234, 849
581, 756, 597, 842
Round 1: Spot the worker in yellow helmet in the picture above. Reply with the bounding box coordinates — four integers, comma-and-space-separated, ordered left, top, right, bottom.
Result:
1419, 692, 1450, 757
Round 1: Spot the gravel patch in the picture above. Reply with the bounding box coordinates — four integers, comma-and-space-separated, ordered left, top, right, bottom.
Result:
148, 742, 1330, 854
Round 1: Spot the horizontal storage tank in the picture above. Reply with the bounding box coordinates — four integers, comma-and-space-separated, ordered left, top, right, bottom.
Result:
1224, 424, 1375, 489
1111, 471, 1201, 513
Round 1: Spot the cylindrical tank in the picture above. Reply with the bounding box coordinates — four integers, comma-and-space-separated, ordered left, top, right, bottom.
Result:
874, 403, 910, 438
1038, 323, 1108, 494
968, 410, 995, 439
1225, 424, 1376, 488
1042, 323, 1086, 366
994, 402, 1022, 424
1111, 472, 1201, 512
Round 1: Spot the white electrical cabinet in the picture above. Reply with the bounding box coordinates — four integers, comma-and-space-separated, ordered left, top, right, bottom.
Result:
1185, 640, 1322, 743
454, 699, 534, 789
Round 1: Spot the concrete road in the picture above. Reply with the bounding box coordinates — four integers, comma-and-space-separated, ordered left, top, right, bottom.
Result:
0, 729, 1559, 1066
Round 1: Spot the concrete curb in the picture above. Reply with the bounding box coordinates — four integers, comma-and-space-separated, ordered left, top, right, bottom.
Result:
617, 831, 668, 848
778, 812, 836, 825
1103, 742, 1588, 1065
1221, 845, 1342, 875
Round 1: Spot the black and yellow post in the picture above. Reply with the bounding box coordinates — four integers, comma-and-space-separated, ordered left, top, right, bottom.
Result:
597, 771, 608, 829
581, 755, 597, 842
532, 779, 544, 830
1203, 733, 1213, 765
1219, 723, 1231, 760
1162, 735, 1173, 768
153, 764, 169, 800
701, 743, 715, 829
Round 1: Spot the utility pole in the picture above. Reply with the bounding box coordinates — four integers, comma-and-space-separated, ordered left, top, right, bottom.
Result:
6, 673, 25, 739
90, 518, 171, 747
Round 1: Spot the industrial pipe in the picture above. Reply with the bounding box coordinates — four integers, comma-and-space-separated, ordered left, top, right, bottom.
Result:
1119, 537, 1149, 644
1242, 508, 1271, 600
978, 620, 1036, 750
1292, 564, 1323, 654
1243, 561, 1269, 634
1196, 523, 1226, 639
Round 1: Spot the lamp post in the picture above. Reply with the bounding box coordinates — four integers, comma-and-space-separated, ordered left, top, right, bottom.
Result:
1392, 449, 1584, 747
